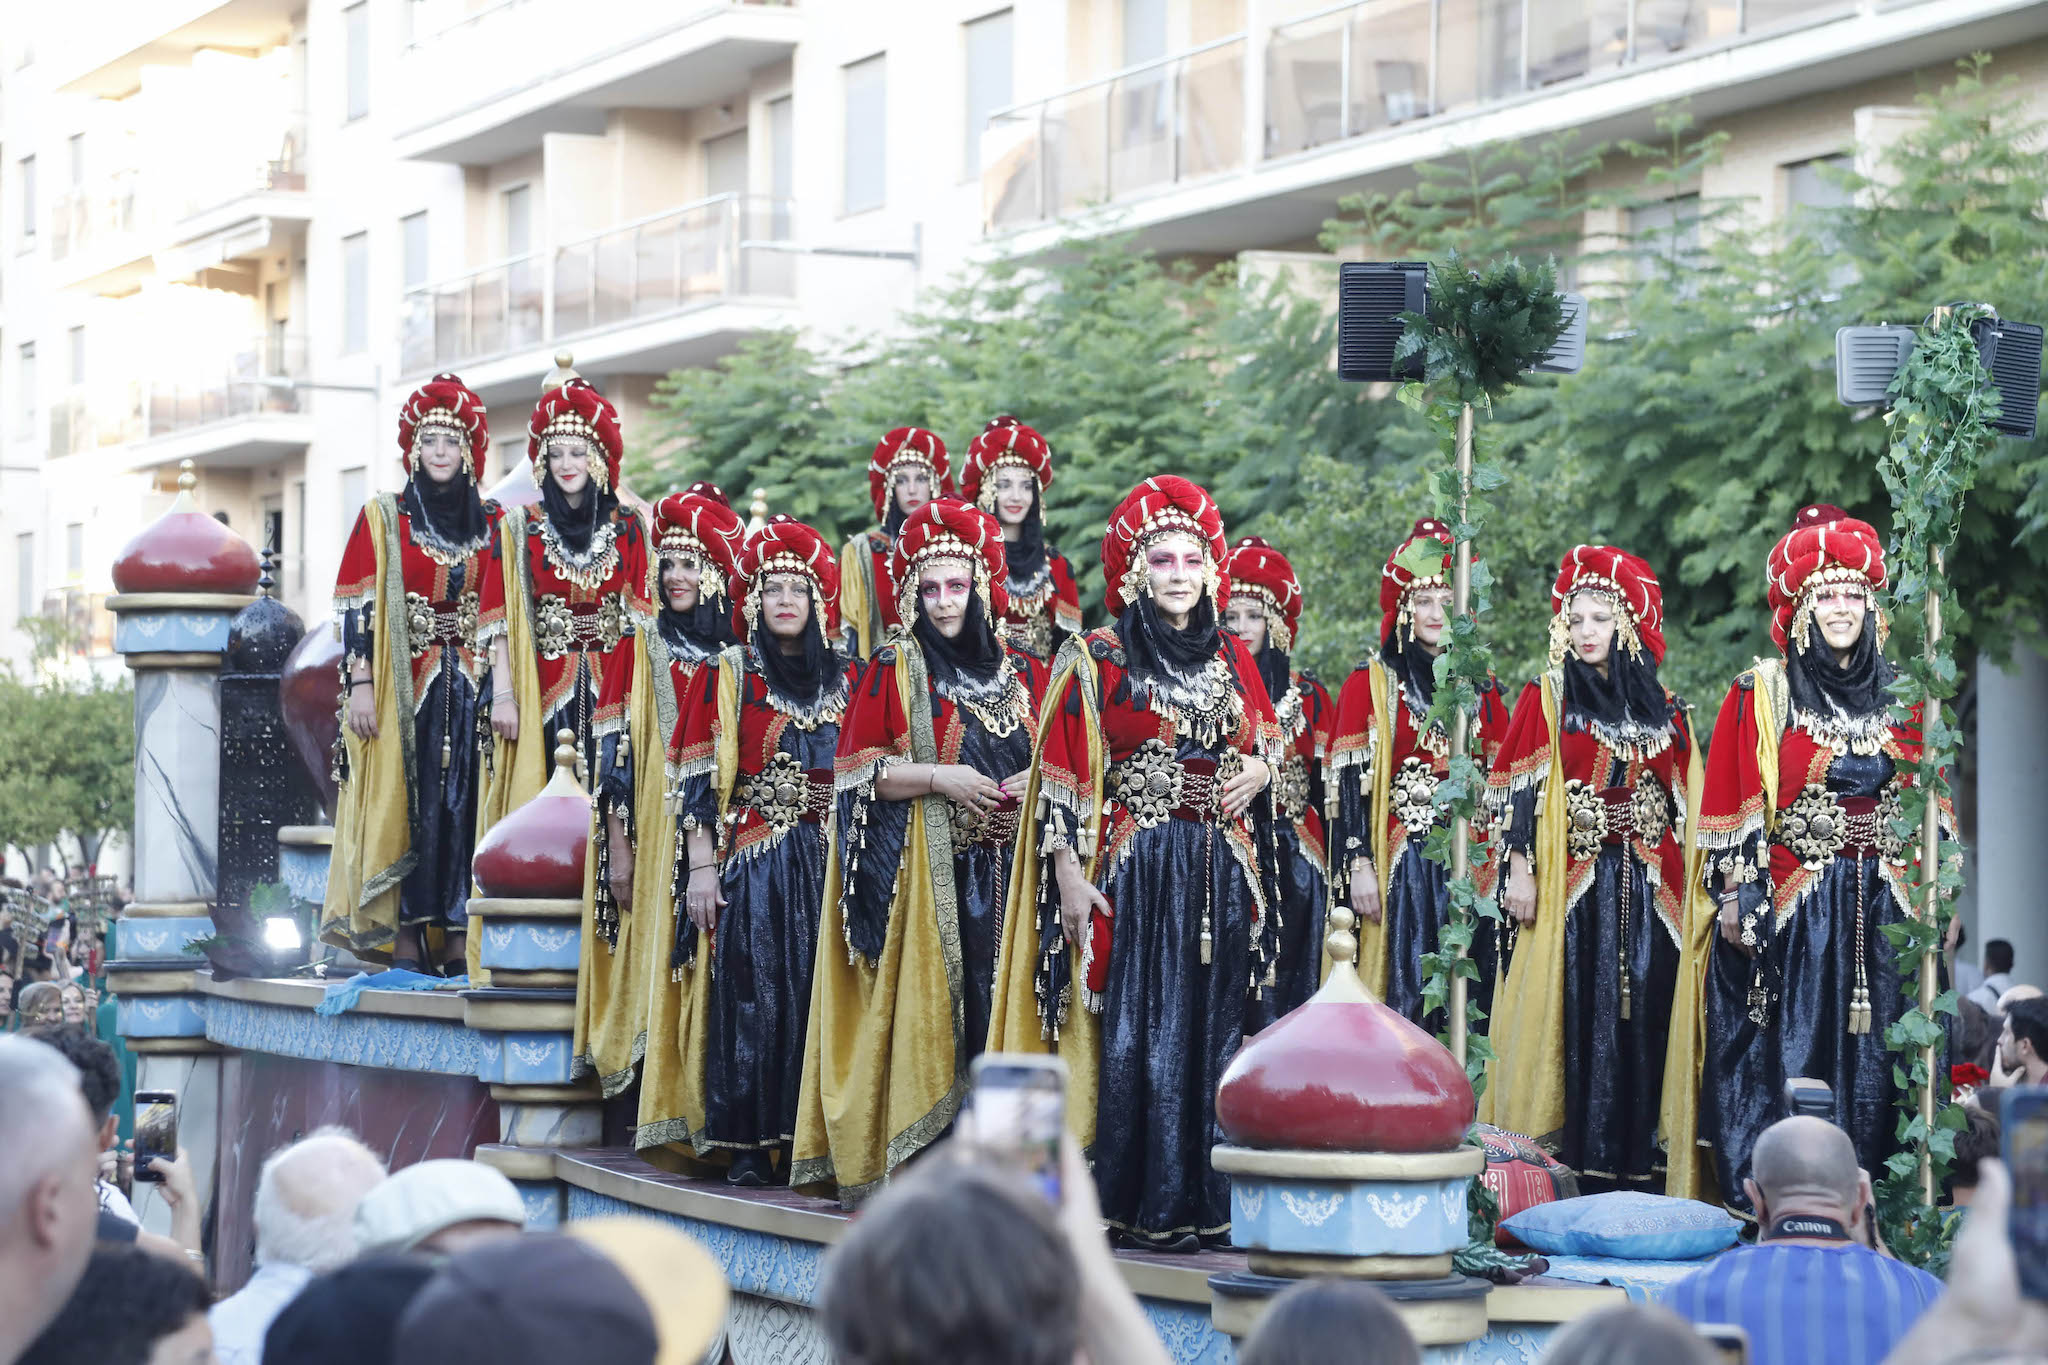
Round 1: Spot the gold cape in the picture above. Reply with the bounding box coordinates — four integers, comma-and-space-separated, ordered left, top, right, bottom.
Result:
1660, 659, 1781, 1200
1328, 657, 1402, 992
985, 635, 1104, 1149
322, 494, 420, 958
837, 533, 882, 659
468, 504, 551, 985
1479, 673, 1705, 1157
790, 639, 969, 1202
636, 649, 745, 1163
572, 625, 681, 1099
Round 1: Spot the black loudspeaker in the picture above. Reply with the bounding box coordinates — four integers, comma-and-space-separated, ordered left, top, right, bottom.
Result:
1338, 261, 1429, 383
1970, 317, 2043, 439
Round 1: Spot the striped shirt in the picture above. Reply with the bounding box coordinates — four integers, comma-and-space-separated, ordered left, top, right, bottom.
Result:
1663, 1241, 1943, 1365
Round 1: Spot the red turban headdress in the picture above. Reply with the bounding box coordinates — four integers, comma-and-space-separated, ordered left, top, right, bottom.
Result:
526, 378, 623, 494
1100, 476, 1227, 610
1379, 517, 1455, 647
959, 416, 1054, 510
890, 498, 1009, 627
650, 482, 745, 605
1220, 536, 1303, 652
1550, 544, 1666, 665
1766, 504, 1886, 652
398, 373, 488, 478
734, 514, 840, 643
867, 427, 951, 523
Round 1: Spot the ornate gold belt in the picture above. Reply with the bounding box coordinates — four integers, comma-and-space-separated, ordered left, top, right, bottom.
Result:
1562, 778, 1673, 859
405, 591, 480, 658
1391, 755, 1440, 835
732, 752, 833, 833
1108, 738, 1243, 828
1773, 785, 1904, 871
1273, 753, 1311, 824
533, 591, 631, 661
950, 800, 1022, 848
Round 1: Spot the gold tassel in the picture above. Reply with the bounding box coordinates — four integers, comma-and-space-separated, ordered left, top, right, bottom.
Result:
1621, 980, 1633, 1021
441, 734, 452, 770
1200, 912, 1212, 965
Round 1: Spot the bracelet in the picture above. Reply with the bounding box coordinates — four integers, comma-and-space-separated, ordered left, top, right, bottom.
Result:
349, 680, 372, 690
688, 861, 713, 872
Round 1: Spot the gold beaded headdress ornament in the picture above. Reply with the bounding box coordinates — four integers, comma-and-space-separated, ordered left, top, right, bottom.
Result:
890, 499, 1009, 629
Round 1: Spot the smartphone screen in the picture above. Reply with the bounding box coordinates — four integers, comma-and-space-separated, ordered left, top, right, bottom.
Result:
1695, 1324, 1750, 1365
133, 1090, 178, 1183
2002, 1085, 2048, 1302
968, 1053, 1066, 1205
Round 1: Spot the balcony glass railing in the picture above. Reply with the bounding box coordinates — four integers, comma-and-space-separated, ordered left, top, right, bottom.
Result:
399, 194, 794, 375
174, 122, 309, 221
984, 35, 1248, 230
143, 336, 308, 438
50, 387, 143, 458
49, 170, 142, 263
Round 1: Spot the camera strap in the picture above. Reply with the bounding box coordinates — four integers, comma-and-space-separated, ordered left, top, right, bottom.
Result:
1759, 1214, 1851, 1243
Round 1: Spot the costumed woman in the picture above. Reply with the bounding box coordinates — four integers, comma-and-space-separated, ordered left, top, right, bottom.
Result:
1220, 536, 1333, 1017
958, 416, 1082, 662
1482, 546, 1700, 1193
1672, 505, 1950, 1212
792, 498, 1048, 1202
576, 483, 744, 1099
325, 373, 502, 974
640, 515, 854, 1185
476, 370, 655, 961
838, 426, 949, 658
1327, 519, 1510, 1029
988, 476, 1281, 1251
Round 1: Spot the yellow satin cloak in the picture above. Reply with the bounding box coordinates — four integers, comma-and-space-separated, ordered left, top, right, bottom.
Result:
1329, 658, 1401, 992
985, 636, 1105, 1149
322, 494, 419, 958
837, 535, 881, 659
791, 641, 968, 1202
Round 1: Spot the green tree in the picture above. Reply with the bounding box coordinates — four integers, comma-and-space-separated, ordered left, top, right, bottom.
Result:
0, 664, 134, 874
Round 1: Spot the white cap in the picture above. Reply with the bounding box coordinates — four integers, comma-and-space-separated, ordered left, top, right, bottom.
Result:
353, 1159, 527, 1255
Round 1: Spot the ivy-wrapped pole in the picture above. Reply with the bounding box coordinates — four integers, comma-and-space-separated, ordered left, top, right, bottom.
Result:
1448, 401, 1476, 1068
1917, 544, 1942, 1206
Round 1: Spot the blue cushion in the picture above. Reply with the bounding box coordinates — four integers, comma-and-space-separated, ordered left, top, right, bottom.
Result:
1499, 1191, 1740, 1260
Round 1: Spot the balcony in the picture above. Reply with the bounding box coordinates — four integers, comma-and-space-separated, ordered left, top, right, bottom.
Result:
53, 0, 301, 97
398, 194, 796, 393
982, 0, 2037, 254
159, 122, 313, 281
52, 339, 314, 470
393, 0, 803, 165
49, 171, 154, 292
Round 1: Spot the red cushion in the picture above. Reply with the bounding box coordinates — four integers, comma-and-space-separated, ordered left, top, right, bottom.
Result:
1476, 1124, 1579, 1247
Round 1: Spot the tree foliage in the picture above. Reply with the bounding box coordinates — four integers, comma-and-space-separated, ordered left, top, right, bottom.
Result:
0, 623, 134, 871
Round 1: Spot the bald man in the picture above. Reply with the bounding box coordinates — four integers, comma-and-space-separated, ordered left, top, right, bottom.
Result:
1666, 1117, 1942, 1365
0, 1036, 102, 1365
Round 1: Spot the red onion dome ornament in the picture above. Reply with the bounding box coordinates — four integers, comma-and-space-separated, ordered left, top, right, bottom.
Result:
1100, 475, 1229, 609
959, 416, 1054, 508
1380, 517, 1455, 647
736, 515, 841, 646
112, 461, 263, 596
1221, 536, 1304, 652
397, 372, 490, 479
867, 426, 952, 522
1548, 543, 1668, 667
888, 497, 1010, 627
652, 483, 746, 607
527, 377, 624, 495
1766, 503, 1888, 653
471, 729, 593, 901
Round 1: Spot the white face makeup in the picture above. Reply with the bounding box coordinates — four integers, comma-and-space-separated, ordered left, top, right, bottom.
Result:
415, 426, 467, 484
991, 467, 1036, 529
661, 554, 704, 613
547, 436, 592, 499
1567, 592, 1616, 670
1812, 585, 1869, 653
918, 558, 975, 639
1223, 597, 1268, 655
1145, 532, 1207, 625
1408, 585, 1452, 653
760, 572, 813, 641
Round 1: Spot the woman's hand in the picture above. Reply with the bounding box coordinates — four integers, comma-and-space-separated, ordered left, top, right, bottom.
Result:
932, 764, 1006, 813
1053, 849, 1110, 948
1220, 755, 1271, 819
686, 865, 725, 935
1349, 857, 1382, 924
999, 770, 1031, 801
490, 690, 519, 741
346, 682, 378, 739
606, 830, 634, 905
1504, 853, 1538, 926
1717, 887, 1753, 954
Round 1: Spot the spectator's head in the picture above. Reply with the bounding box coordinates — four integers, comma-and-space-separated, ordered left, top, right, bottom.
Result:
1999, 997, 2048, 1084
1744, 1115, 1869, 1234
263, 1254, 437, 1365
354, 1159, 528, 1258
57, 983, 86, 1026
252, 1128, 389, 1274
394, 1218, 726, 1365
17, 981, 63, 1028
1238, 1278, 1420, 1365
17, 1244, 212, 1365
1537, 1304, 1717, 1365
820, 1158, 1079, 1365
1951, 1104, 2002, 1208
0, 1037, 101, 1359
26, 1025, 122, 1154
1984, 939, 2015, 976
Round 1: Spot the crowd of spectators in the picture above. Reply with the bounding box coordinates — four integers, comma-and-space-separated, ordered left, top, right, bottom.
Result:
0, 921, 2039, 1365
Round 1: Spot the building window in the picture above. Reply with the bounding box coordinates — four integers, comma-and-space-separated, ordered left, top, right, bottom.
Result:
401, 210, 429, 289
963, 10, 1014, 178
67, 326, 85, 385
66, 133, 85, 187
15, 342, 34, 440
342, 231, 369, 354
339, 466, 367, 530
344, 2, 370, 121
15, 533, 33, 620
18, 154, 36, 247
501, 185, 532, 258
768, 96, 794, 239
1629, 192, 1703, 292
843, 55, 887, 215
65, 523, 83, 580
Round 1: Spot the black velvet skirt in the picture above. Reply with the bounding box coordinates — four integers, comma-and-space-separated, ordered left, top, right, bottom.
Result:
400, 662, 482, 931
1265, 820, 1329, 1017
1382, 833, 1502, 1034
1092, 817, 1260, 1246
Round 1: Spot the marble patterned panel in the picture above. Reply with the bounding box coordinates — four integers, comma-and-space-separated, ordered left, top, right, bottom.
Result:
278, 843, 332, 905
119, 994, 209, 1038
213, 1051, 497, 1292
513, 1179, 564, 1229
132, 669, 221, 904
479, 920, 583, 971
726, 1294, 830, 1365
1230, 1175, 1470, 1256
113, 916, 215, 961
203, 996, 484, 1076
116, 609, 235, 655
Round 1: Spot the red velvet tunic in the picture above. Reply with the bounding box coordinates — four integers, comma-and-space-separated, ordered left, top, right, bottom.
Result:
334, 501, 503, 699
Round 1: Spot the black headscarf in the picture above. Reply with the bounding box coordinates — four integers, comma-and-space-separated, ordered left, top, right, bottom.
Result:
539, 471, 617, 555
401, 463, 489, 553
1380, 631, 1442, 716
1002, 485, 1048, 583
657, 570, 736, 660
752, 596, 838, 709
881, 498, 909, 541
913, 591, 1005, 689
1560, 640, 1673, 737
1248, 637, 1291, 707
1786, 611, 1894, 719
1119, 591, 1223, 686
